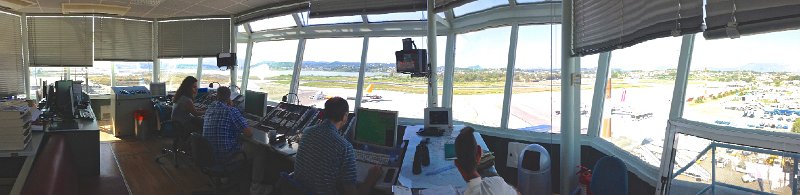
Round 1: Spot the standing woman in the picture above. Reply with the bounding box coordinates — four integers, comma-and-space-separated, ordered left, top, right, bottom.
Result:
172, 76, 205, 132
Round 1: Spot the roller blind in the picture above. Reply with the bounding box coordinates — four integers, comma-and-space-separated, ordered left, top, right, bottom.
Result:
94, 17, 153, 61
307, 0, 474, 18
235, 1, 308, 25
27, 16, 94, 67
0, 12, 24, 96
704, 0, 800, 40
573, 0, 703, 56
158, 19, 231, 58
310, 0, 426, 18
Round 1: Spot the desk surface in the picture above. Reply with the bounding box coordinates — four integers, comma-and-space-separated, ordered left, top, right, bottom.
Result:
47, 118, 100, 132
398, 125, 493, 189
45, 106, 100, 132
242, 130, 299, 156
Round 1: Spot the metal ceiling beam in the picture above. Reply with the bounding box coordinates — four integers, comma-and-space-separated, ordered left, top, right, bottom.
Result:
433, 13, 449, 29
249, 21, 449, 42
242, 2, 561, 43
452, 2, 561, 34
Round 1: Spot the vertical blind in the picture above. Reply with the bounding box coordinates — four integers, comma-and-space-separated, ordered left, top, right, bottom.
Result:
0, 12, 24, 96
158, 19, 231, 58
94, 17, 153, 61
704, 0, 800, 39
572, 0, 703, 56
27, 16, 94, 67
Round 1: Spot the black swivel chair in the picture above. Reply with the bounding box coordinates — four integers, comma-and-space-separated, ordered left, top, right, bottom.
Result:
155, 120, 191, 167
189, 132, 248, 194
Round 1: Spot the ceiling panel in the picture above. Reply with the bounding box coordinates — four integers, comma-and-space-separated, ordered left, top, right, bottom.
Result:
200, 0, 236, 10
69, 0, 101, 3
17, 7, 43, 13
221, 3, 249, 13
147, 5, 178, 17
6, 0, 296, 18
153, 0, 186, 11
185, 4, 225, 15
101, 1, 130, 6
126, 5, 152, 13
37, 0, 61, 8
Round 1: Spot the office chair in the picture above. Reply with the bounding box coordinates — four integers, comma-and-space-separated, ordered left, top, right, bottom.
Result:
274, 172, 314, 195
189, 133, 248, 194
155, 121, 191, 168
590, 156, 628, 195
153, 102, 173, 136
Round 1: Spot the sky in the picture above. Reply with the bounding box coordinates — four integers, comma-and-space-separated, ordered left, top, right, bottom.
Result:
241, 2, 800, 73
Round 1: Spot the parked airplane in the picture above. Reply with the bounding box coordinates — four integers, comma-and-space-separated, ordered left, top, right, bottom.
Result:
347, 84, 388, 103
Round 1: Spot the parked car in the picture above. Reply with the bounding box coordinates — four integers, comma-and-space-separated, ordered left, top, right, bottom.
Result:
742, 174, 756, 183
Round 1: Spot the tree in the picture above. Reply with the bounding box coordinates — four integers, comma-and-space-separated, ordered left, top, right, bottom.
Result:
793, 119, 800, 134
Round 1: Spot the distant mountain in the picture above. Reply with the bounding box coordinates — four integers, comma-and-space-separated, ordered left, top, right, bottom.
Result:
738, 63, 791, 73
707, 63, 793, 72
249, 61, 396, 72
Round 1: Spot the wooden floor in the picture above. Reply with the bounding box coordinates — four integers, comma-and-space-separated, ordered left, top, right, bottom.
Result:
109, 135, 218, 195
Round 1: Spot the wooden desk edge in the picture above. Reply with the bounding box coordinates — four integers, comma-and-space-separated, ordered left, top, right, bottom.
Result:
9, 132, 45, 195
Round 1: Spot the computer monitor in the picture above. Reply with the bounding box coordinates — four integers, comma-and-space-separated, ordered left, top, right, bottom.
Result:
55, 80, 75, 118
244, 90, 267, 117
354, 108, 398, 148
424, 107, 452, 129
150, 82, 167, 97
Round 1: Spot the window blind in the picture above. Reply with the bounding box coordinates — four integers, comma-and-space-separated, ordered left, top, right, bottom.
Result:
0, 12, 24, 96
307, 0, 475, 18
572, 0, 703, 56
94, 17, 153, 61
158, 19, 231, 58
27, 16, 94, 67
310, 0, 426, 18
235, 0, 309, 25
704, 0, 800, 40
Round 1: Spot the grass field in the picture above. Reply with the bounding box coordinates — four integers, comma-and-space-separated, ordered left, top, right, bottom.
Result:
251, 75, 659, 95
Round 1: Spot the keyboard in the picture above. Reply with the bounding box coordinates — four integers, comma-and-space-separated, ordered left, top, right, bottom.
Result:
356, 160, 398, 190
355, 149, 391, 166
246, 119, 260, 128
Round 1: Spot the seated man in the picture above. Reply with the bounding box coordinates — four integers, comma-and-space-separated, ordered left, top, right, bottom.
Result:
455, 126, 519, 195
294, 97, 382, 195
202, 86, 253, 163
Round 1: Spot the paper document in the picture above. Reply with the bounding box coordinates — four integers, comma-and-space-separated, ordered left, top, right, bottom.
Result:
420, 185, 459, 195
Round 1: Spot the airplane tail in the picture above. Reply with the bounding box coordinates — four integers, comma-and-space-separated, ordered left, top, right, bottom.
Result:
366, 84, 375, 93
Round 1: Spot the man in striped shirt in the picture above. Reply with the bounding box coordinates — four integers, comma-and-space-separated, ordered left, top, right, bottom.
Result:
294, 97, 382, 195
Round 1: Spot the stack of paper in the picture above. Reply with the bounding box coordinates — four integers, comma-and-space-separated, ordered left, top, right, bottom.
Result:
0, 100, 32, 151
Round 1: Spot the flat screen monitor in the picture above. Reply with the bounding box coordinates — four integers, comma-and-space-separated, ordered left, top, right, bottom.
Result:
424, 107, 452, 128
217, 53, 237, 68
395, 49, 427, 74
354, 108, 398, 148
244, 90, 267, 117
55, 80, 75, 118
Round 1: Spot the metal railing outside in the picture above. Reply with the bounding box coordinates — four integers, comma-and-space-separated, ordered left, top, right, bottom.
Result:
671, 142, 799, 195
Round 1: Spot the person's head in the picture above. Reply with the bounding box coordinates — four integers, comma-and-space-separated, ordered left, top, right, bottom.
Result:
174, 76, 198, 101
323, 97, 349, 128
216, 86, 232, 105
454, 126, 482, 181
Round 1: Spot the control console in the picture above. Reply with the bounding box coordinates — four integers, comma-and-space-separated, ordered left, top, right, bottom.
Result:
256, 103, 322, 136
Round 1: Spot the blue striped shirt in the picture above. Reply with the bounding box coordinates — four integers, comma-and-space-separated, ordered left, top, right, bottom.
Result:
202, 101, 248, 163
294, 120, 357, 195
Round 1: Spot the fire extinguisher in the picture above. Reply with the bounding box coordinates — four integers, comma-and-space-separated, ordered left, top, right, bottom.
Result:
576, 165, 593, 195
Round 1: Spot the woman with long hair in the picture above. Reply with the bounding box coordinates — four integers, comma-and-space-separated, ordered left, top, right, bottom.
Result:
172, 76, 204, 131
